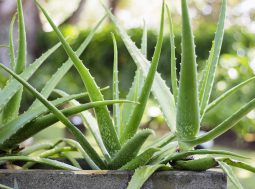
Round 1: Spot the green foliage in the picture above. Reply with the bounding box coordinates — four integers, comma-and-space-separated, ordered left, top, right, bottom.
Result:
109, 0, 255, 188
0, 1, 255, 189
0, 2, 167, 184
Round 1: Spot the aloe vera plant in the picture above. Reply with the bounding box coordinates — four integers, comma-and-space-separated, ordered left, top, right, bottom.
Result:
0, 0, 166, 182
106, 0, 255, 188
1, 0, 254, 189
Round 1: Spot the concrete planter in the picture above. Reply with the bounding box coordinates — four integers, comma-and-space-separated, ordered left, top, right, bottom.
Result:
0, 169, 226, 189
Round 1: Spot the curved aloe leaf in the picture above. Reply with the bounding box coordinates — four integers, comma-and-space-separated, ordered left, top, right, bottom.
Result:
166, 4, 178, 103
30, 15, 107, 109
120, 2, 165, 143
173, 157, 218, 171
220, 158, 255, 173
218, 160, 243, 189
2, 99, 125, 156
19, 100, 134, 144
104, 3, 176, 132
35, 1, 120, 156
60, 138, 100, 170
0, 42, 61, 113
177, 0, 200, 146
188, 97, 255, 146
109, 129, 154, 169
119, 148, 159, 170
0, 64, 105, 169
111, 33, 120, 135
167, 149, 247, 162
19, 142, 54, 155
146, 133, 176, 150
0, 91, 93, 148
61, 152, 82, 169
149, 141, 178, 164
206, 76, 255, 113
0, 156, 80, 170
22, 146, 73, 169
199, 0, 226, 118
54, 89, 110, 161
127, 164, 170, 189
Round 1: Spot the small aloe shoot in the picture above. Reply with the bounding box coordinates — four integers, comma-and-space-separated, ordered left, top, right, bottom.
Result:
166, 5, 178, 103
111, 33, 121, 136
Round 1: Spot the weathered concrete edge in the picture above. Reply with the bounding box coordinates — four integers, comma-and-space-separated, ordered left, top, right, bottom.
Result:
0, 169, 227, 189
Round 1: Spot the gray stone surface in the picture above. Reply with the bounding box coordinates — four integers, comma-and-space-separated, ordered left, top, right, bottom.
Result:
0, 169, 226, 189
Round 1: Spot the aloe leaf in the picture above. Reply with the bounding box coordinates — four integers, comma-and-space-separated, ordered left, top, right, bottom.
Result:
199, 0, 226, 118
22, 146, 73, 169
119, 148, 159, 170
166, 4, 178, 103
1, 100, 130, 151
0, 156, 80, 170
22, 100, 134, 143
120, 2, 165, 144
149, 141, 178, 164
54, 89, 110, 161
188, 98, 255, 146
104, 3, 176, 132
121, 69, 144, 135
173, 157, 218, 171
141, 20, 147, 57
121, 22, 147, 134
60, 138, 100, 170
111, 33, 120, 135
19, 142, 54, 155
61, 152, 82, 169
167, 149, 247, 162
109, 129, 154, 169
127, 164, 170, 189
16, 0, 26, 74
177, 0, 200, 144
218, 160, 243, 189
1, 89, 23, 124
146, 133, 176, 150
0, 64, 105, 169
30, 15, 107, 109
206, 76, 255, 113
0, 42, 61, 112
9, 13, 17, 70
0, 184, 13, 189
0, 91, 93, 148
36, 1, 120, 156
220, 158, 255, 173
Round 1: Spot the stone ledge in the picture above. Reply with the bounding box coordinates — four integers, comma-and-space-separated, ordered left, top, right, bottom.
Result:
0, 169, 226, 189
